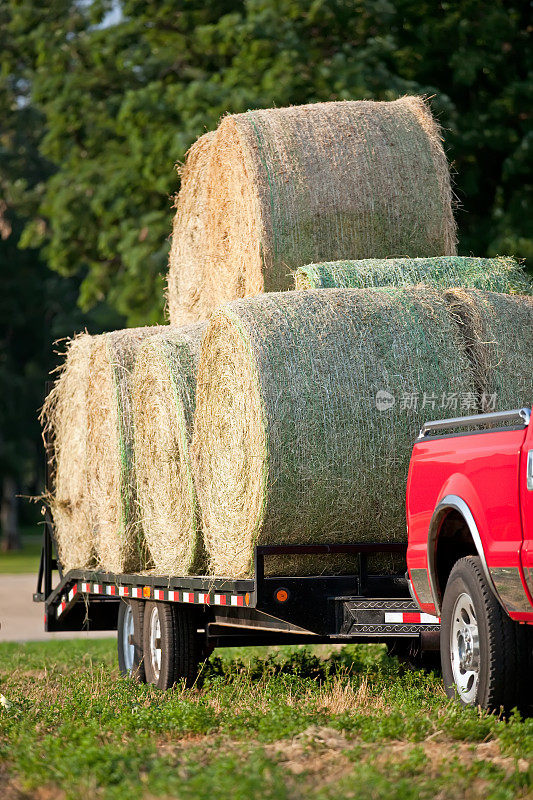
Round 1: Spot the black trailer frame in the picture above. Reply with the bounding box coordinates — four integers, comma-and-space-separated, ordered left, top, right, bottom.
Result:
34, 511, 440, 649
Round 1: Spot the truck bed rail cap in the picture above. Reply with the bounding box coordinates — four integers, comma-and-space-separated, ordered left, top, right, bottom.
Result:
419, 407, 531, 439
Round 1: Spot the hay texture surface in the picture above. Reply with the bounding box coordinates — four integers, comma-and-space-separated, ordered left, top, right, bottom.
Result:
40, 334, 97, 571
133, 322, 207, 575
444, 290, 533, 411
192, 289, 474, 578
168, 97, 456, 324
295, 257, 532, 294
87, 326, 166, 573
167, 132, 215, 326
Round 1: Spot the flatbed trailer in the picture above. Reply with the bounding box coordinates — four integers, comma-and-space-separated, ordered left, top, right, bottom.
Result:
33, 514, 440, 687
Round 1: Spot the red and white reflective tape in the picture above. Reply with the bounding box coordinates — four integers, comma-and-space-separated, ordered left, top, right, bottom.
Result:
69, 581, 248, 608
230, 595, 244, 607
384, 612, 440, 624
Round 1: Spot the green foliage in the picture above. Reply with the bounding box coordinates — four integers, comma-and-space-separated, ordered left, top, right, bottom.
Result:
0, 0, 124, 504
0, 641, 532, 799
2, 0, 531, 328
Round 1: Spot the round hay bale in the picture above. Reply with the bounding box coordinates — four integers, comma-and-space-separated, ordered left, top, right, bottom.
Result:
444, 289, 533, 412
294, 256, 532, 294
168, 97, 456, 324
192, 288, 474, 578
40, 334, 97, 571
167, 132, 215, 326
87, 326, 166, 573
132, 322, 207, 575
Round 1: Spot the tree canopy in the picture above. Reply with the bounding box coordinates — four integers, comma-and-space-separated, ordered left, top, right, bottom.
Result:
3, 0, 531, 326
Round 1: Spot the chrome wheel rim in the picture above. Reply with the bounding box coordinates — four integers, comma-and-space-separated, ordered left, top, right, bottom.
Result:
450, 591, 480, 703
122, 603, 135, 675
149, 606, 162, 680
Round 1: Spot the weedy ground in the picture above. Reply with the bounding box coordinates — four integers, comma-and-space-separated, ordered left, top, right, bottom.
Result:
0, 640, 531, 800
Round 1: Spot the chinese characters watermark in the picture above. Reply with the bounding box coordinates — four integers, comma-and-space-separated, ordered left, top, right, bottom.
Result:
375, 390, 497, 413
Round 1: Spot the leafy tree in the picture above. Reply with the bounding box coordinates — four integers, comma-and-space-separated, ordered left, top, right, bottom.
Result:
0, 6, 123, 547
4, 0, 530, 327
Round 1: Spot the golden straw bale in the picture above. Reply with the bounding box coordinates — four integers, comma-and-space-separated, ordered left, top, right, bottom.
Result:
87, 326, 166, 573
40, 334, 97, 571
168, 97, 456, 324
133, 323, 207, 575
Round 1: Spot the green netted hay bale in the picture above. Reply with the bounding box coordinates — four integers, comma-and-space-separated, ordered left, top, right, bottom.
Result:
132, 323, 207, 575
87, 326, 166, 573
40, 333, 98, 571
294, 257, 532, 294
167, 97, 456, 324
192, 288, 475, 578
444, 290, 533, 412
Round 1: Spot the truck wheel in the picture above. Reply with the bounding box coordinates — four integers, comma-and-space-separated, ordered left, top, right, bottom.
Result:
441, 556, 532, 712
143, 602, 203, 690
117, 599, 145, 682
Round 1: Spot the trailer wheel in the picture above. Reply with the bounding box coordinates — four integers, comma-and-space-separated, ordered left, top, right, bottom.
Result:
143, 602, 203, 690
117, 599, 145, 682
441, 556, 533, 712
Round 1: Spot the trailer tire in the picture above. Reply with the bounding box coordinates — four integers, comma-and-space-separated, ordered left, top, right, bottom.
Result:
143, 602, 203, 690
117, 599, 145, 682
440, 556, 533, 712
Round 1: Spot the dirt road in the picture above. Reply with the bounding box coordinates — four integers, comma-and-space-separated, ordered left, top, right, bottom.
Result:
0, 574, 115, 642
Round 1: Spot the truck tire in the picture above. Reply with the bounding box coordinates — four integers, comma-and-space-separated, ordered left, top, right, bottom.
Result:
441, 556, 533, 712
117, 599, 145, 682
143, 602, 204, 690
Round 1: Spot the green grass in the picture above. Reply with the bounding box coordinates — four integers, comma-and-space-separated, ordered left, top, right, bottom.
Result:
0, 640, 531, 799
0, 532, 42, 574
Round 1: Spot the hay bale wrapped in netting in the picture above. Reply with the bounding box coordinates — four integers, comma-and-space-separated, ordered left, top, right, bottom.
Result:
132, 322, 207, 575
167, 97, 456, 324
444, 289, 533, 412
87, 326, 166, 573
40, 334, 98, 571
167, 132, 215, 326
294, 256, 533, 294
192, 289, 474, 578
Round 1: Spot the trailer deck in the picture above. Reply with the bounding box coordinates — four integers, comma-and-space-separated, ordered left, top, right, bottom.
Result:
34, 514, 440, 647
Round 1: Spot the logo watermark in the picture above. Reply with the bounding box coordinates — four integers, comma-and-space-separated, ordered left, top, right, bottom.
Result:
375, 390, 497, 413
375, 390, 396, 412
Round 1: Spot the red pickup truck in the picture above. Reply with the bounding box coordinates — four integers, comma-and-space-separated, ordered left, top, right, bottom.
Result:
407, 407, 533, 711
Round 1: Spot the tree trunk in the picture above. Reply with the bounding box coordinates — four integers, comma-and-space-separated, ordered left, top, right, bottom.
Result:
1, 476, 21, 552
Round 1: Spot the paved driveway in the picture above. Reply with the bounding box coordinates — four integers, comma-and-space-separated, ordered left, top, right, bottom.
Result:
0, 574, 115, 642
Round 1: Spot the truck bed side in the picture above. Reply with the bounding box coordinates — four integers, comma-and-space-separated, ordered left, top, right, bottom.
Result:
406, 426, 533, 621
